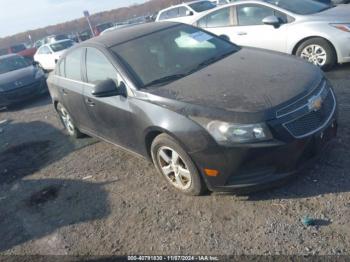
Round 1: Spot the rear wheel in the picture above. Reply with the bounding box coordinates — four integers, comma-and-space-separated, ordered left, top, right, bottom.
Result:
151, 134, 206, 196
296, 38, 336, 70
56, 103, 84, 138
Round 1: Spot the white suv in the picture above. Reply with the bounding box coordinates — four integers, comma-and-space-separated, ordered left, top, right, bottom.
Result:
155, 0, 216, 23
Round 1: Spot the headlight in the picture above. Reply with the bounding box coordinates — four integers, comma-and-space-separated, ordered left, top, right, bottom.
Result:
330, 23, 350, 33
206, 121, 272, 145
35, 69, 45, 79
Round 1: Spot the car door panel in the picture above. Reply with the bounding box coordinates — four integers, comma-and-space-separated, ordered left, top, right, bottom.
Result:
231, 4, 289, 53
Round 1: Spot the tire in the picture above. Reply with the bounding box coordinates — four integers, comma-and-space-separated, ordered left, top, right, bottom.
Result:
296, 37, 337, 70
151, 133, 206, 196
56, 102, 84, 138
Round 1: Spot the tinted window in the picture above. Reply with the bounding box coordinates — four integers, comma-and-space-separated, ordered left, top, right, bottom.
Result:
112, 24, 238, 88
264, 0, 331, 15
237, 5, 274, 26
65, 49, 82, 81
0, 55, 30, 74
50, 40, 74, 52
86, 48, 120, 85
199, 7, 231, 28
10, 44, 26, 53
59, 59, 65, 77
189, 1, 216, 12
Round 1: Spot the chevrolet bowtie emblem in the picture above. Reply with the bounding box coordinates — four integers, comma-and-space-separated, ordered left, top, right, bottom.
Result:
308, 95, 323, 112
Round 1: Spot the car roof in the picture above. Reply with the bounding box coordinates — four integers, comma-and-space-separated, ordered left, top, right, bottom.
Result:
84, 21, 181, 48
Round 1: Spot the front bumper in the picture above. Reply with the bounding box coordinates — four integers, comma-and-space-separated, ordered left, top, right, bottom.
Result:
190, 116, 338, 193
0, 77, 48, 107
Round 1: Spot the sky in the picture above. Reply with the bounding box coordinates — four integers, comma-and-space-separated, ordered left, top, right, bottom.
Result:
0, 0, 147, 38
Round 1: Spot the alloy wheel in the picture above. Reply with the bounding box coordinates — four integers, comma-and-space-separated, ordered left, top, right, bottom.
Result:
58, 106, 75, 136
157, 146, 192, 190
300, 44, 327, 67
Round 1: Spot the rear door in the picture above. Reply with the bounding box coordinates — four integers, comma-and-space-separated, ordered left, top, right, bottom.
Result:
57, 48, 91, 130
81, 47, 134, 148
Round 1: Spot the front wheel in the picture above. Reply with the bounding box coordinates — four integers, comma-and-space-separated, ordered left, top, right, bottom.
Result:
151, 134, 206, 196
56, 103, 84, 138
296, 38, 337, 70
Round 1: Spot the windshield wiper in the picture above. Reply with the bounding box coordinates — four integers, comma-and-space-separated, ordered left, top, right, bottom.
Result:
190, 50, 236, 74
143, 73, 187, 88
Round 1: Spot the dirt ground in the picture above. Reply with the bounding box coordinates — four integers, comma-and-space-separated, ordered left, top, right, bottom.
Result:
0, 64, 350, 256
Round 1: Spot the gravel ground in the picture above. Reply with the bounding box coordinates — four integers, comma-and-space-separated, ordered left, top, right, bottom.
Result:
0, 64, 349, 256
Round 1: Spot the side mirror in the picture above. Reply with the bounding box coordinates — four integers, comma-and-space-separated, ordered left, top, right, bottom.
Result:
219, 35, 230, 41
32, 61, 39, 66
91, 79, 126, 98
186, 10, 194, 16
262, 16, 281, 27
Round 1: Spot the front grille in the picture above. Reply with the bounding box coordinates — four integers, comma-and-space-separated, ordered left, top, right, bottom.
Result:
277, 81, 325, 117
283, 87, 335, 138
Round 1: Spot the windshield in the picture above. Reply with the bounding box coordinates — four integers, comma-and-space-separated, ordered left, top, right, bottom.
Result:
264, 0, 331, 15
0, 56, 30, 74
50, 40, 74, 52
112, 24, 238, 88
189, 1, 216, 12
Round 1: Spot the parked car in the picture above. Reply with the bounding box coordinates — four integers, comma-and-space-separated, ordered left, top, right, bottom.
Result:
315, 0, 350, 4
155, 0, 216, 23
94, 22, 115, 36
0, 54, 47, 108
47, 22, 337, 195
189, 0, 350, 69
34, 39, 74, 71
45, 34, 70, 44
0, 43, 37, 62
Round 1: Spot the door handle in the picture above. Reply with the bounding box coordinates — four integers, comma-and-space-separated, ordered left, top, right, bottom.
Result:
237, 32, 247, 36
61, 88, 68, 95
85, 98, 95, 107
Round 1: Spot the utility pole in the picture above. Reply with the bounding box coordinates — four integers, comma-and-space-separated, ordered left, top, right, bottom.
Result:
84, 10, 95, 37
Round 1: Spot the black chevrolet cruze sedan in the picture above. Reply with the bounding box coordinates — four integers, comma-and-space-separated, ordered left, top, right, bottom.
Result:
0, 54, 47, 108
47, 22, 338, 195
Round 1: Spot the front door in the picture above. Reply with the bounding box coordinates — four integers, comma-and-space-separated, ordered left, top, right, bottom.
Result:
227, 4, 289, 53
81, 47, 135, 149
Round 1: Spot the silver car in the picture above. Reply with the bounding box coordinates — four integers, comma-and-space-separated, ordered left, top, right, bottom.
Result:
190, 0, 350, 69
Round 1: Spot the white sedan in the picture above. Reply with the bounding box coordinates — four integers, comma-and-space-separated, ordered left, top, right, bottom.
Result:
189, 0, 350, 69
34, 39, 74, 71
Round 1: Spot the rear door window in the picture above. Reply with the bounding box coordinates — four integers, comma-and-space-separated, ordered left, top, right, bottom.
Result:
65, 49, 82, 81
198, 7, 232, 28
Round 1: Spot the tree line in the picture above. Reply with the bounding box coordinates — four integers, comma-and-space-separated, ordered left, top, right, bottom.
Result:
0, 0, 189, 48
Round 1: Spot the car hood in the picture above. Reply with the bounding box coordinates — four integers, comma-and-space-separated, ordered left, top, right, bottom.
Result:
309, 5, 350, 21
145, 48, 323, 116
0, 66, 38, 91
